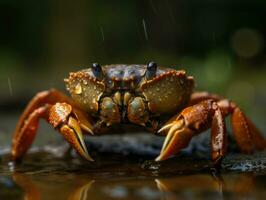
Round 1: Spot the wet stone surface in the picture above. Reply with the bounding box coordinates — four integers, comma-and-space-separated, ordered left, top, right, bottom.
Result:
0, 132, 266, 199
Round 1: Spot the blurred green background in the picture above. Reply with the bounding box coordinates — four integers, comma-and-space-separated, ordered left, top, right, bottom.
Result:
0, 0, 266, 130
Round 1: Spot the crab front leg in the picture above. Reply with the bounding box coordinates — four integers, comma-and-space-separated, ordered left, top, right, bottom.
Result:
156, 100, 226, 165
12, 89, 95, 162
156, 99, 266, 165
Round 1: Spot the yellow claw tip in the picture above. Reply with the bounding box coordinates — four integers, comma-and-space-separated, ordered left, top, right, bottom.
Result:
85, 155, 94, 162
158, 123, 173, 133
155, 155, 163, 162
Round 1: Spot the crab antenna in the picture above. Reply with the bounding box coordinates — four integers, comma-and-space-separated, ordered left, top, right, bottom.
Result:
92, 63, 103, 80
145, 61, 157, 80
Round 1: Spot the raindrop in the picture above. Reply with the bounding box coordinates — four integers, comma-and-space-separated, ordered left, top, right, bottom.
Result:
7, 77, 13, 96
142, 19, 148, 41
100, 26, 105, 41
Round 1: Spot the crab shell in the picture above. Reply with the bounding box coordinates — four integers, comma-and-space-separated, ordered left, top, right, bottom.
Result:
65, 64, 194, 118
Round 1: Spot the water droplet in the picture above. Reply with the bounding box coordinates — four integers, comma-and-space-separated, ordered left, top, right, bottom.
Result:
74, 83, 82, 94
8, 161, 15, 172
156, 88, 160, 92
94, 86, 97, 90
83, 80, 88, 85
159, 98, 162, 102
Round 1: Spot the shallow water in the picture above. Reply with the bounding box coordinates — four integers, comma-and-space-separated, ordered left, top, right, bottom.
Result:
0, 149, 266, 200
1, 113, 266, 199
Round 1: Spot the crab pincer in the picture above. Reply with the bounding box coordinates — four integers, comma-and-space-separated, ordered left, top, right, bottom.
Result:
156, 98, 266, 165
11, 89, 94, 162
49, 103, 94, 161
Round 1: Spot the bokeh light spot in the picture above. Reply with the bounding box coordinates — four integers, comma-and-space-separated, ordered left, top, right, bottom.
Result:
231, 28, 264, 58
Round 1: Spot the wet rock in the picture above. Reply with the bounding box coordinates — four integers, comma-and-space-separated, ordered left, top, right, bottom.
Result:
222, 151, 266, 172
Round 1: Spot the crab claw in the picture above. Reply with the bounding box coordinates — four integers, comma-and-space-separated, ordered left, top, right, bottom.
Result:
60, 116, 94, 161
48, 103, 94, 161
156, 118, 193, 161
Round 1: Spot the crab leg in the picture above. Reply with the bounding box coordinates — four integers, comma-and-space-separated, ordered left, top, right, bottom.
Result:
190, 92, 266, 152
12, 105, 50, 160
156, 99, 265, 165
188, 91, 222, 106
12, 89, 94, 162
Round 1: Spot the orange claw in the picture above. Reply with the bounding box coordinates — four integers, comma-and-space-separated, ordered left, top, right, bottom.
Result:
48, 103, 93, 161
11, 89, 95, 162
156, 123, 193, 161
156, 100, 218, 162
60, 116, 94, 161
156, 98, 265, 164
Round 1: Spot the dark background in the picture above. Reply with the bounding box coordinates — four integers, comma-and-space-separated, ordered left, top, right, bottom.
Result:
0, 0, 266, 129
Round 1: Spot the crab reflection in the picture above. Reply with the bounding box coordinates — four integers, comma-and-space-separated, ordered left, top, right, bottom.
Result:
12, 172, 257, 200
12, 173, 94, 200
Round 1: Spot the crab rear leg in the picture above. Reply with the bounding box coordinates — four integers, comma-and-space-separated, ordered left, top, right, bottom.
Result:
156, 99, 266, 165
12, 89, 94, 162
191, 91, 266, 151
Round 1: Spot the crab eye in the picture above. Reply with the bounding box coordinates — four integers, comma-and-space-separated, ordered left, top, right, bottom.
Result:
145, 61, 157, 80
92, 63, 103, 79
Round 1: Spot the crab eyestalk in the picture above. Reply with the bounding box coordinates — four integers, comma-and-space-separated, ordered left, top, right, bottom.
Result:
92, 63, 103, 80
145, 61, 157, 80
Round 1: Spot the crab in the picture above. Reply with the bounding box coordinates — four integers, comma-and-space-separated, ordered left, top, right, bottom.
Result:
11, 62, 266, 165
